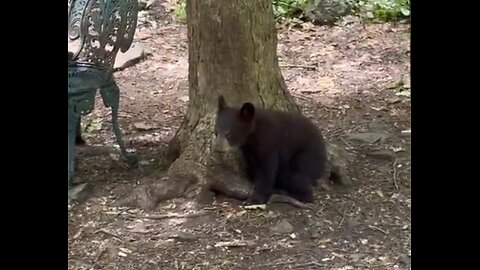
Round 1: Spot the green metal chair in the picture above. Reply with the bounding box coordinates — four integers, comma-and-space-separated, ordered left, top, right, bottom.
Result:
68, 0, 139, 189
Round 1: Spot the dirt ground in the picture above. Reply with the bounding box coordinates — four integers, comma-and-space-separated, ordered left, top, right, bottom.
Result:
68, 3, 411, 270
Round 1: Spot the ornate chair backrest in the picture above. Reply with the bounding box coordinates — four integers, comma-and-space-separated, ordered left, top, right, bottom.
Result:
68, 0, 138, 75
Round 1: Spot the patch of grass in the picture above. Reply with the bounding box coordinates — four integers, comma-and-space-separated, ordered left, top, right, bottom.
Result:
272, 0, 309, 19
356, 0, 410, 21
173, 0, 186, 22
171, 0, 410, 25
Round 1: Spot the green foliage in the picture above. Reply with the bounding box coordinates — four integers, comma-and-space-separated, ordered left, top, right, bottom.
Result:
356, 0, 410, 21
170, 0, 410, 25
173, 0, 186, 22
271, 0, 410, 23
272, 0, 309, 19
172, 0, 308, 24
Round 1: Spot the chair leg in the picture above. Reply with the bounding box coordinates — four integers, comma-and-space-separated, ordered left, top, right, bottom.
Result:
68, 107, 79, 189
75, 117, 85, 145
100, 82, 138, 167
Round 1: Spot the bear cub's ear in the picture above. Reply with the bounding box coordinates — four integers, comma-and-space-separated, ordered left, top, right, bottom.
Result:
218, 95, 226, 112
240, 102, 255, 122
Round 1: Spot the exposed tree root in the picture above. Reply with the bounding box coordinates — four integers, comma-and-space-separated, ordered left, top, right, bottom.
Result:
114, 113, 352, 211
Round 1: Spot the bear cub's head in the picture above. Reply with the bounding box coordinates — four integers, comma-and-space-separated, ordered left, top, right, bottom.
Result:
214, 95, 256, 148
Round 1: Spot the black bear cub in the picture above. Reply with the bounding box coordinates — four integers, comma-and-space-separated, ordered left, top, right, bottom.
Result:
215, 95, 327, 205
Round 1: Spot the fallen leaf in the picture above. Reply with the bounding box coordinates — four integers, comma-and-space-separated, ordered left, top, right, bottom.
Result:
378, 256, 389, 262
235, 210, 247, 217
318, 76, 334, 89
391, 146, 405, 153
163, 203, 177, 210
317, 238, 331, 244
371, 106, 384, 111
242, 204, 266, 210
395, 90, 410, 97
85, 118, 103, 133
73, 228, 83, 239
118, 251, 128, 257
333, 266, 354, 270
139, 160, 150, 166
119, 247, 132, 254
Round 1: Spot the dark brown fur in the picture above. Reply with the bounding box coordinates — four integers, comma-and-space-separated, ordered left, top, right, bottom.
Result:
215, 95, 327, 205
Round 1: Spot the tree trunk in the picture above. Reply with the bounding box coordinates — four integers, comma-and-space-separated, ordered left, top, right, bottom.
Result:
115, 0, 350, 211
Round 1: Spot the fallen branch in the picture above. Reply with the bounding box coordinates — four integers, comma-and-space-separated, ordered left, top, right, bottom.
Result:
337, 209, 346, 228
133, 211, 209, 220
214, 239, 255, 248
280, 64, 317, 70
255, 260, 323, 269
254, 259, 296, 268
292, 261, 324, 268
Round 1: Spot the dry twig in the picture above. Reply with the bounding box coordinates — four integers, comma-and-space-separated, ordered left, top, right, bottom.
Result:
134, 211, 208, 220
280, 64, 317, 70
393, 159, 399, 190
292, 261, 324, 268
94, 229, 124, 242
368, 225, 388, 235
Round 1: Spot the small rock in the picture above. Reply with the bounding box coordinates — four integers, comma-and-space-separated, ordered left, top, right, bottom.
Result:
139, 160, 150, 166
270, 219, 294, 234
387, 98, 402, 104
398, 255, 411, 266
400, 129, 411, 138
131, 222, 148, 233
179, 96, 189, 102
119, 247, 132, 254
138, 0, 155, 10
347, 132, 390, 144
118, 251, 127, 257
114, 43, 145, 70
368, 121, 386, 131
168, 232, 198, 242
305, 0, 356, 25
349, 253, 364, 262
68, 183, 91, 204
133, 122, 153, 131
137, 10, 149, 23
366, 149, 396, 161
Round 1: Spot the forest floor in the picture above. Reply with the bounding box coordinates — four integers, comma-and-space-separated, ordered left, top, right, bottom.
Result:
68, 2, 411, 270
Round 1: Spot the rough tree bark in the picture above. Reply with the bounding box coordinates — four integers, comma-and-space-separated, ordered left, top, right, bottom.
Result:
116, 0, 350, 210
